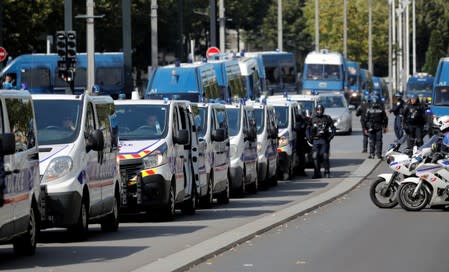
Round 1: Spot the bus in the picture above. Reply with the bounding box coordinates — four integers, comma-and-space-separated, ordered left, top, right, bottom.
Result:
145, 61, 220, 102
245, 51, 298, 94
344, 60, 362, 105
302, 49, 346, 95
0, 53, 126, 99
405, 73, 434, 104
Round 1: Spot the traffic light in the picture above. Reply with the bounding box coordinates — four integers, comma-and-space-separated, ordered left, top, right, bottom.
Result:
56, 31, 67, 58
66, 31, 76, 59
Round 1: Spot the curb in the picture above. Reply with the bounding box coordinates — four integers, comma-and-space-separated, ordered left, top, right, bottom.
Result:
133, 158, 381, 272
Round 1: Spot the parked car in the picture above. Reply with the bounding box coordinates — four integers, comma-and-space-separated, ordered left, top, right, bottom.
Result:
0, 90, 40, 255
317, 92, 354, 135
34, 94, 121, 240
115, 99, 201, 220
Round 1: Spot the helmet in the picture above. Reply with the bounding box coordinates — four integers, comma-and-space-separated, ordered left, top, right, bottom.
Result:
438, 115, 449, 132
315, 104, 325, 116
408, 93, 417, 100
394, 92, 403, 98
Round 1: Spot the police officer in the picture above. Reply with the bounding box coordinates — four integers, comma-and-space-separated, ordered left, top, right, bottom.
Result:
355, 97, 369, 153
364, 96, 388, 159
306, 104, 336, 179
295, 107, 308, 176
389, 92, 406, 141
402, 94, 426, 149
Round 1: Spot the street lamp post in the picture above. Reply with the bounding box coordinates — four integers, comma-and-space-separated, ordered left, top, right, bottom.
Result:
278, 0, 283, 51
368, 0, 373, 74
343, 0, 347, 58
315, 0, 319, 51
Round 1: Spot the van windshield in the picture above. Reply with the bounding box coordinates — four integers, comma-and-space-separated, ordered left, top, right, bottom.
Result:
306, 64, 342, 80
254, 108, 265, 134
433, 86, 449, 106
225, 108, 241, 136
274, 106, 289, 129
34, 100, 81, 145
115, 104, 168, 140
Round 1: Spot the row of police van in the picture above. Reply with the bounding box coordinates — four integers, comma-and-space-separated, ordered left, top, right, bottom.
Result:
0, 88, 316, 256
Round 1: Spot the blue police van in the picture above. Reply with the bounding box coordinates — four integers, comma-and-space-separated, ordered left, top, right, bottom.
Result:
431, 58, 449, 119
0, 52, 125, 98
209, 59, 246, 101
406, 73, 434, 104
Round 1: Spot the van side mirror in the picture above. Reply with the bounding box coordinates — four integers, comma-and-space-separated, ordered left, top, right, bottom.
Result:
270, 128, 279, 139
0, 133, 16, 156
211, 128, 226, 142
86, 129, 105, 152
174, 129, 189, 145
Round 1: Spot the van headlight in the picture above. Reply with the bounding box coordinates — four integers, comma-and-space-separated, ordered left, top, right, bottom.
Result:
143, 144, 168, 169
43, 156, 73, 181
278, 136, 289, 147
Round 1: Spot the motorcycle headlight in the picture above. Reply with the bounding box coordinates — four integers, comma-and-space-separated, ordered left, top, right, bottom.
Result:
143, 144, 167, 169
278, 136, 289, 147
386, 155, 395, 164
257, 143, 262, 153
43, 156, 73, 181
409, 162, 418, 171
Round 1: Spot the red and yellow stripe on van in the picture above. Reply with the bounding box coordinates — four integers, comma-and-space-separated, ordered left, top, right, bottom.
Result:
127, 168, 158, 186
118, 150, 151, 160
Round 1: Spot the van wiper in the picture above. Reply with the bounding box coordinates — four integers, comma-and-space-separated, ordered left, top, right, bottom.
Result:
435, 103, 449, 106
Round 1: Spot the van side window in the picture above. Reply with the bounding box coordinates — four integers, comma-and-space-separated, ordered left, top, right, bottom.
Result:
173, 106, 180, 133
215, 108, 227, 130
21, 67, 51, 89
96, 103, 115, 150
85, 102, 96, 136
5, 98, 35, 151
178, 106, 191, 145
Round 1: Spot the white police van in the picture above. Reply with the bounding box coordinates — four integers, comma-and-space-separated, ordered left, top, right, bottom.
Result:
193, 102, 230, 207
225, 102, 258, 195
115, 99, 202, 220
33, 94, 121, 240
0, 90, 40, 255
267, 96, 302, 180
250, 101, 278, 186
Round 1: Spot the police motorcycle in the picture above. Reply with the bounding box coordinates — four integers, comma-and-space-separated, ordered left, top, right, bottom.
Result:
369, 139, 434, 209
397, 126, 449, 211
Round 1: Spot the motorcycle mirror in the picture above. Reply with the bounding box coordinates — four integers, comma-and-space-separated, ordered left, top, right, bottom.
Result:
413, 146, 418, 155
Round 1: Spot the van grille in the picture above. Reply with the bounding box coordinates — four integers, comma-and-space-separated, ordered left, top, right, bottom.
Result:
121, 163, 143, 181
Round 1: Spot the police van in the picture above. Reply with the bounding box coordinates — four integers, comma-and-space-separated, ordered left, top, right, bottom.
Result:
115, 99, 202, 220
267, 96, 302, 180
225, 102, 258, 195
249, 101, 278, 187
0, 90, 40, 255
33, 94, 121, 240
193, 102, 230, 207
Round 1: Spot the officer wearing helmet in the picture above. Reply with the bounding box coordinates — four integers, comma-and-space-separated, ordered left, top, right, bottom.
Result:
355, 96, 369, 153
402, 93, 426, 149
306, 104, 336, 179
389, 92, 405, 141
426, 116, 449, 163
364, 96, 388, 159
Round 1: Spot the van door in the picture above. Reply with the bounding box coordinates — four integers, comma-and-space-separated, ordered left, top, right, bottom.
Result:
4, 97, 39, 235
94, 102, 117, 214
178, 105, 194, 199
172, 105, 185, 202
84, 101, 103, 217
245, 108, 257, 182
212, 107, 229, 189
0, 100, 13, 239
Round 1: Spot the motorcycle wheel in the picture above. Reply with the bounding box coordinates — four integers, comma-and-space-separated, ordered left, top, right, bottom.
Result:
369, 177, 399, 208
398, 182, 430, 211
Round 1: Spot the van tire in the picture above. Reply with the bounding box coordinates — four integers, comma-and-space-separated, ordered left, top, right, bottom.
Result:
69, 200, 89, 241
162, 182, 175, 221
247, 166, 258, 194
200, 173, 213, 208
182, 184, 197, 215
217, 175, 230, 205
13, 206, 37, 256
101, 194, 119, 232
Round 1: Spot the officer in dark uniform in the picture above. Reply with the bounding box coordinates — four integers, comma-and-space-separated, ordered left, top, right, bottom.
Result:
355, 97, 369, 153
389, 92, 405, 141
364, 96, 388, 159
402, 94, 426, 149
306, 104, 336, 179
295, 106, 308, 176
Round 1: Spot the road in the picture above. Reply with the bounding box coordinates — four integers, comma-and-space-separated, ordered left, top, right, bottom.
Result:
0, 112, 394, 271
189, 127, 449, 272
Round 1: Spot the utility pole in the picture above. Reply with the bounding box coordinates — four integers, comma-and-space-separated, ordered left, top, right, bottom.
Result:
404, 0, 409, 82
315, 0, 319, 51
151, 0, 158, 69
368, 0, 373, 74
64, 0, 72, 31
412, 0, 416, 75
209, 0, 216, 47
343, 0, 347, 58
218, 0, 225, 52
388, 0, 392, 105
397, 2, 403, 92
277, 0, 283, 51
392, 0, 396, 92
122, 0, 132, 97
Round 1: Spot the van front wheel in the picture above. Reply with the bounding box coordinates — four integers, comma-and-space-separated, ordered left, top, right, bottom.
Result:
101, 195, 119, 232
13, 206, 37, 256
68, 200, 89, 241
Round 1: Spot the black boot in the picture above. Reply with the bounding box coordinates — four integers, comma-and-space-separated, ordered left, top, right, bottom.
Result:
312, 170, 322, 179
324, 170, 331, 178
